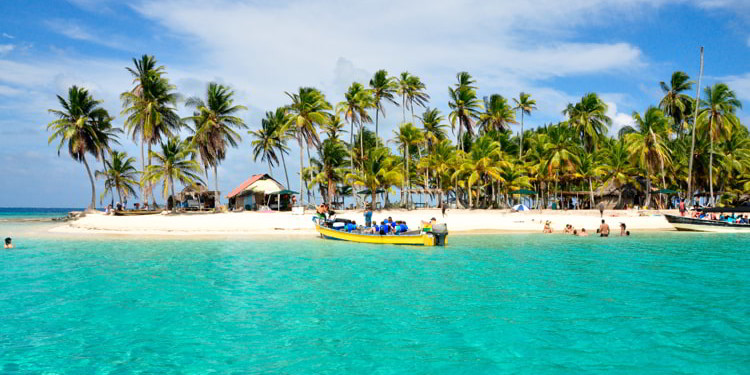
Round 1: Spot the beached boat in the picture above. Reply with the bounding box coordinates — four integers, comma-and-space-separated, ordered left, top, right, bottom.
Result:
314, 219, 448, 246
665, 206, 750, 232
113, 210, 161, 216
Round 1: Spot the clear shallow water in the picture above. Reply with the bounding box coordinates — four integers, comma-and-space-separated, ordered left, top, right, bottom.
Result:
0, 207, 79, 220
1, 233, 748, 374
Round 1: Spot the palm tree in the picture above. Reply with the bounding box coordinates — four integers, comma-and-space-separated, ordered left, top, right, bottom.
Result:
336, 82, 374, 169
47, 86, 113, 210
185, 83, 247, 211
448, 72, 483, 151
121, 58, 181, 208
499, 163, 532, 207
563, 93, 611, 152
625, 107, 671, 208
659, 71, 694, 138
249, 114, 283, 176
573, 150, 604, 207
264, 108, 294, 188
479, 94, 517, 134
697, 83, 743, 205
142, 138, 204, 212
542, 124, 581, 201
317, 138, 349, 204
601, 139, 637, 208
96, 151, 139, 205
420, 107, 449, 151
397, 72, 430, 123
392, 123, 424, 208
345, 147, 402, 210
513, 92, 537, 159
454, 135, 508, 208
285, 87, 332, 203
369, 70, 398, 138
122, 54, 163, 203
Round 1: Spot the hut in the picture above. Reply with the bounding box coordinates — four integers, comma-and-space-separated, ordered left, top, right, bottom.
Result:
168, 183, 219, 210
226, 174, 292, 211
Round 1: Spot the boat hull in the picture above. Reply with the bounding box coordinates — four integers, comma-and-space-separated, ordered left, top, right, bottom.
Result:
315, 224, 445, 246
664, 214, 750, 233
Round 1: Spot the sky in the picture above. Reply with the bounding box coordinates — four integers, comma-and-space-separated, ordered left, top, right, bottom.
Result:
0, 0, 749, 208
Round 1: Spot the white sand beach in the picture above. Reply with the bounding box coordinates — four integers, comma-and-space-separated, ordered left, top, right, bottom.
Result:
49, 208, 676, 237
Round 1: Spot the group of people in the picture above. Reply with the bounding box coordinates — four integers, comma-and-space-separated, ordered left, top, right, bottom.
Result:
325, 209, 439, 236
547, 219, 630, 237
690, 211, 750, 224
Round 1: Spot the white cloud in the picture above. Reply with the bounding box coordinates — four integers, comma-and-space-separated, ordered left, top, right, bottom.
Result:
605, 101, 635, 137
43, 18, 134, 51
0, 44, 14, 55
2, 33, 14, 39
721, 73, 750, 101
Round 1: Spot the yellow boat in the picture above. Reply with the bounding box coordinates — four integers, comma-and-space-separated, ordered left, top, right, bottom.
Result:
314, 219, 448, 246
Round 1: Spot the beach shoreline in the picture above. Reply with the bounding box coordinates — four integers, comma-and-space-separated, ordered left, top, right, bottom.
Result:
44, 208, 676, 238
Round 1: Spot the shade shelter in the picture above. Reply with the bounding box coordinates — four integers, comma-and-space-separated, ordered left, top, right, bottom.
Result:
265, 189, 298, 211
226, 174, 286, 211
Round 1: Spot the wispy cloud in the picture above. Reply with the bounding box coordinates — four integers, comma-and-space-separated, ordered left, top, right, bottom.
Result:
43, 18, 133, 51
0, 44, 14, 55
2, 33, 14, 39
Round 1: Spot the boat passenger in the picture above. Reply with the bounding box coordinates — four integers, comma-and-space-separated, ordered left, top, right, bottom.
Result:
4, 237, 13, 249
421, 217, 437, 233
599, 220, 610, 237
679, 199, 686, 216
345, 220, 357, 232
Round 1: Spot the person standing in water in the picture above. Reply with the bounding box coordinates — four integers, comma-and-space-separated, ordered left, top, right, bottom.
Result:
599, 220, 610, 237
4, 237, 13, 249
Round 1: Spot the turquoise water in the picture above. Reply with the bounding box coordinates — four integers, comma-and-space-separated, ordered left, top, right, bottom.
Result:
0, 207, 79, 220
1, 232, 749, 373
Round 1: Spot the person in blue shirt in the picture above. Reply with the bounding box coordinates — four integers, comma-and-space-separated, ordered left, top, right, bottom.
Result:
364, 209, 373, 227
345, 221, 357, 232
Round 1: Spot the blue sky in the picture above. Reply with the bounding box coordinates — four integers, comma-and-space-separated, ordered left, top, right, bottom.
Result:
0, 0, 748, 208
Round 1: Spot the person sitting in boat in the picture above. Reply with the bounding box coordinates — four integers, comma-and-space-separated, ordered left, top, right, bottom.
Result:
344, 220, 357, 232
421, 218, 437, 233
391, 221, 408, 234
315, 203, 329, 221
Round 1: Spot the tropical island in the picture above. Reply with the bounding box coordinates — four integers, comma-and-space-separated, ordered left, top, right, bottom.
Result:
45, 54, 746, 236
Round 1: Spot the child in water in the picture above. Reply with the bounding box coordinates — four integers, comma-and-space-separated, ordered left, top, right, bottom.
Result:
4, 237, 13, 249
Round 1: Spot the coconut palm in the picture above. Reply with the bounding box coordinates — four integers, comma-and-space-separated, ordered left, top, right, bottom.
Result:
397, 72, 430, 122
321, 114, 347, 141
185, 82, 247, 210
513, 92, 537, 158
345, 147, 402, 210
573, 150, 605, 207
601, 139, 637, 208
479, 94, 517, 134
625, 107, 672, 207
454, 135, 508, 208
96, 151, 139, 205
420, 107, 449, 152
261, 108, 294, 188
121, 59, 181, 207
46, 86, 113, 210
659, 71, 694, 138
499, 163, 532, 207
285, 87, 332, 203
316, 138, 349, 204
697, 83, 743, 205
448, 73, 483, 151
542, 124, 581, 200
563, 93, 611, 151
337, 82, 374, 170
142, 138, 204, 212
391, 122, 424, 208
249, 114, 283, 176
369, 69, 399, 138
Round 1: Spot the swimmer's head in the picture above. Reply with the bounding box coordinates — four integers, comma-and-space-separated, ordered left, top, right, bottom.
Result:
4, 237, 11, 245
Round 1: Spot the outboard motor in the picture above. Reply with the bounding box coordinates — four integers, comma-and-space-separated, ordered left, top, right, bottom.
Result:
431, 223, 449, 246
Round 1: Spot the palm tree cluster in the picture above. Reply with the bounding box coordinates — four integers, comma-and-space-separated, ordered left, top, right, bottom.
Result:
47, 55, 246, 211
47, 58, 748, 211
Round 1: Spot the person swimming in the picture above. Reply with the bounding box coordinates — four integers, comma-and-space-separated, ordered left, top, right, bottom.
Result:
578, 228, 589, 237
4, 237, 13, 249
620, 223, 627, 236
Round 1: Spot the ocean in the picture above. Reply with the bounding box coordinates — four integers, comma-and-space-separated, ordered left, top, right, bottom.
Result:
0, 212, 748, 373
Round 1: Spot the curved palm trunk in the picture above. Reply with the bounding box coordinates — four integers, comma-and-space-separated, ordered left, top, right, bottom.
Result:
148, 143, 157, 208
375, 108, 379, 140
170, 176, 176, 213
457, 119, 464, 152
140, 136, 146, 206
371, 190, 377, 210
645, 166, 652, 208
297, 135, 304, 206
588, 178, 595, 207
709, 133, 714, 207
117, 186, 123, 209
519, 112, 524, 159
327, 173, 335, 205
213, 165, 219, 212
306, 144, 315, 204
405, 146, 410, 209
280, 151, 290, 189
82, 154, 96, 210
402, 96, 406, 123
359, 123, 364, 167
467, 181, 473, 209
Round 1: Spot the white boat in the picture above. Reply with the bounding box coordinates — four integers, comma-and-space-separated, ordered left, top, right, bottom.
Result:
664, 210, 750, 233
